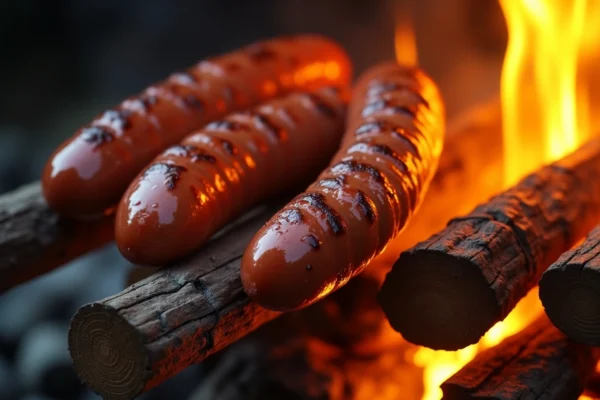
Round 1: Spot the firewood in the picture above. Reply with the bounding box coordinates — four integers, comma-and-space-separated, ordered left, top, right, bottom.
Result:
0, 182, 113, 293
540, 224, 600, 346
68, 206, 280, 400
441, 315, 600, 400
379, 139, 600, 350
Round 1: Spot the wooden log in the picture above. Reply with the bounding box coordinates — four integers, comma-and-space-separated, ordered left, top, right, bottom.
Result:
540, 224, 600, 346
441, 315, 600, 400
68, 206, 280, 400
0, 182, 113, 293
378, 139, 600, 350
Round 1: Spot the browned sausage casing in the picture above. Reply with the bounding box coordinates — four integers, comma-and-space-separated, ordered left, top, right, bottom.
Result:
116, 87, 348, 265
241, 63, 446, 311
41, 35, 352, 218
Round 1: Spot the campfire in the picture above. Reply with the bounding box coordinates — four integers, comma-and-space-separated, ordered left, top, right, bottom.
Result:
3, 1, 600, 400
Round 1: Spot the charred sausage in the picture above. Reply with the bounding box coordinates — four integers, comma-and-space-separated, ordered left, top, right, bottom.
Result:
116, 87, 348, 265
42, 35, 352, 218
241, 62, 446, 311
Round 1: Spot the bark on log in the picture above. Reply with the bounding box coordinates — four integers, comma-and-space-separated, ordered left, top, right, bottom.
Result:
540, 224, 600, 346
0, 182, 113, 293
441, 315, 600, 400
379, 139, 600, 350
68, 207, 280, 400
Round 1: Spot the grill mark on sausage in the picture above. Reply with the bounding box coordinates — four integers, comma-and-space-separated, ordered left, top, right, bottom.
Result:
356, 142, 408, 174
206, 120, 249, 132
303, 93, 337, 118
302, 234, 321, 250
317, 175, 347, 189
247, 45, 277, 62
301, 192, 346, 235
144, 163, 187, 190
253, 113, 285, 140
361, 100, 417, 118
331, 161, 384, 183
81, 126, 115, 147
139, 95, 158, 111
355, 190, 376, 225
220, 139, 236, 155
355, 121, 420, 155
165, 145, 218, 164
182, 94, 205, 110
190, 153, 218, 163
367, 82, 429, 108
103, 110, 132, 130
283, 208, 304, 224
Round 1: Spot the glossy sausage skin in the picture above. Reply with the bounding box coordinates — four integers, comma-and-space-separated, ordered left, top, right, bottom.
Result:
116, 87, 348, 265
241, 62, 446, 311
42, 35, 352, 218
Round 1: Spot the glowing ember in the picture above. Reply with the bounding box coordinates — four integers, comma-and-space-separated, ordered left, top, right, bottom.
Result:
395, 4, 418, 67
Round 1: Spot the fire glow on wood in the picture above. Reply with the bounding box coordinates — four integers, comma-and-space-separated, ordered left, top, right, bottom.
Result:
401, 1, 600, 399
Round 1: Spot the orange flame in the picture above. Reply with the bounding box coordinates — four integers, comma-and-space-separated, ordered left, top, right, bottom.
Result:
395, 5, 418, 66
394, 1, 600, 399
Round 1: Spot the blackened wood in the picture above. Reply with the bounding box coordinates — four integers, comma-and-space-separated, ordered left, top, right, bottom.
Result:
441, 316, 599, 400
0, 182, 113, 293
379, 139, 600, 350
540, 224, 600, 346
68, 207, 280, 400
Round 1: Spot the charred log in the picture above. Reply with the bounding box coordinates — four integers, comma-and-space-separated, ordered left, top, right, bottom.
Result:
441, 316, 600, 400
0, 182, 113, 293
68, 207, 280, 400
540, 224, 600, 346
379, 139, 600, 350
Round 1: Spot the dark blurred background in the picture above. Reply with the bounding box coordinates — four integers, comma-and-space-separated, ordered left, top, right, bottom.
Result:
0, 1, 505, 399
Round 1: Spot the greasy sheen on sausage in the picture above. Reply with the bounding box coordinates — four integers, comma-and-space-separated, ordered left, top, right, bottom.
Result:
241, 62, 446, 311
115, 87, 349, 265
42, 35, 352, 218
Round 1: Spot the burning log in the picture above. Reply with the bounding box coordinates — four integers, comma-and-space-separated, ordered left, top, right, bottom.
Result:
0, 182, 113, 293
378, 139, 600, 350
68, 206, 280, 400
540, 225, 600, 346
441, 315, 600, 400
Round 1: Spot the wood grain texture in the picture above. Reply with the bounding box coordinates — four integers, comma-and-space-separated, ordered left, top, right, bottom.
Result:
0, 182, 113, 293
68, 207, 280, 400
441, 316, 599, 400
379, 139, 600, 350
540, 224, 600, 346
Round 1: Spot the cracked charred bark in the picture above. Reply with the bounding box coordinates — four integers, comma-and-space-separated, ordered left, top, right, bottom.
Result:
441, 315, 600, 400
540, 224, 600, 346
379, 139, 600, 350
0, 182, 113, 293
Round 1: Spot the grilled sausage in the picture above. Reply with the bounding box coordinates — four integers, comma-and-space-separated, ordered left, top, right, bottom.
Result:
240, 62, 445, 311
116, 87, 348, 265
42, 35, 352, 218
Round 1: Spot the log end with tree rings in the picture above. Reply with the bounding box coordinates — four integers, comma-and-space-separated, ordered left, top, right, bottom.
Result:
42, 35, 352, 219
379, 139, 600, 350
377, 250, 499, 351
115, 87, 348, 266
540, 225, 600, 347
69, 303, 149, 400
241, 63, 446, 312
